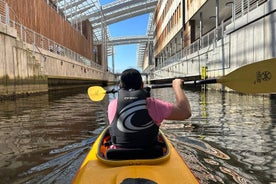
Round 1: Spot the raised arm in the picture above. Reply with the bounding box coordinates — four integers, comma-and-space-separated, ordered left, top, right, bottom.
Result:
167, 79, 191, 120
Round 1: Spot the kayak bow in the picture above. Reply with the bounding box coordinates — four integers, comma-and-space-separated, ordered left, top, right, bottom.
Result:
72, 127, 199, 184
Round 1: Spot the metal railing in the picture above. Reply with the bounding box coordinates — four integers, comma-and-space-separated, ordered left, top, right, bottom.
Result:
235, 0, 267, 19
155, 27, 219, 70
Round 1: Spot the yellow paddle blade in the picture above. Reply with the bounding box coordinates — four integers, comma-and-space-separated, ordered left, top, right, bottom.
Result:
217, 58, 276, 93
87, 86, 107, 101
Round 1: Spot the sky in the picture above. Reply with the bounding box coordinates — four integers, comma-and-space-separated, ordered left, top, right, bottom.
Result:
99, 0, 149, 73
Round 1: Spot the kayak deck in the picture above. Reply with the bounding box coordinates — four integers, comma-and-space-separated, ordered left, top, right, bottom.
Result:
73, 127, 199, 184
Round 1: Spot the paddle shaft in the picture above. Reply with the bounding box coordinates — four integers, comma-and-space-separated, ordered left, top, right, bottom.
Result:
149, 78, 218, 88
105, 78, 218, 93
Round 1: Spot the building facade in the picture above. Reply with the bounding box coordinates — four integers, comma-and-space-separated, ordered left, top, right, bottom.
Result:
147, 0, 274, 89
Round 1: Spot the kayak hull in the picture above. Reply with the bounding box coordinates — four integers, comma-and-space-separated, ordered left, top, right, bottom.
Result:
73, 127, 199, 184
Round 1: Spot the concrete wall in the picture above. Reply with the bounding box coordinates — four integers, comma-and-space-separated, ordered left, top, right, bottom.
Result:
0, 22, 48, 98
0, 23, 116, 98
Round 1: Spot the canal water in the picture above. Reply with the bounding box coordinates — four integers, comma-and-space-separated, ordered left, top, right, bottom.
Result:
0, 86, 275, 184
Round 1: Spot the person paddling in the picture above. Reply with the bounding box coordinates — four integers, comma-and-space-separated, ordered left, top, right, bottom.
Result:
108, 68, 191, 149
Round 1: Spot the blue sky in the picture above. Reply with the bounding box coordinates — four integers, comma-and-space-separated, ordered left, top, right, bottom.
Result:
99, 0, 149, 73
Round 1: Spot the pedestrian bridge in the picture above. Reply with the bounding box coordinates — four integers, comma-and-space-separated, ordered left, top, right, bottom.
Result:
108, 36, 150, 46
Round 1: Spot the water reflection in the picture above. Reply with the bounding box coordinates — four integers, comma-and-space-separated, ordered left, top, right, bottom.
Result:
0, 87, 275, 184
159, 88, 276, 184
0, 88, 108, 184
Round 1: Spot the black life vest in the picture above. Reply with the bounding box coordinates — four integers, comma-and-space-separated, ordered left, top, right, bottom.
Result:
110, 88, 159, 148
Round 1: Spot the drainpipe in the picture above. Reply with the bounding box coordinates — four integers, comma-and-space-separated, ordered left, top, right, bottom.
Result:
5, 3, 9, 26
221, 20, 225, 76
215, 0, 219, 47
200, 12, 203, 49
112, 46, 114, 73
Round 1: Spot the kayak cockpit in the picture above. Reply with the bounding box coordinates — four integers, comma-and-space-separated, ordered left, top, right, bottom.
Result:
73, 126, 199, 184
95, 127, 171, 166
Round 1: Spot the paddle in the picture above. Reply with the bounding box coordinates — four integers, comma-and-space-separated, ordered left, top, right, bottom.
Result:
203, 58, 275, 93
88, 58, 276, 101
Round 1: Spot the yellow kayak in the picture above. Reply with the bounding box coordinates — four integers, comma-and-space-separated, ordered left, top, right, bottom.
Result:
72, 127, 199, 184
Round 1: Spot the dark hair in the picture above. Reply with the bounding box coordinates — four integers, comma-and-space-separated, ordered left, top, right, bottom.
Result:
120, 68, 142, 90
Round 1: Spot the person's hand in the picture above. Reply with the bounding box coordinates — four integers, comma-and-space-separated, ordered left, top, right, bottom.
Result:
172, 78, 183, 89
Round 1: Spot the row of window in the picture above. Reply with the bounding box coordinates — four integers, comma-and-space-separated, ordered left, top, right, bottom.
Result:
154, 1, 182, 54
